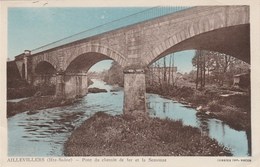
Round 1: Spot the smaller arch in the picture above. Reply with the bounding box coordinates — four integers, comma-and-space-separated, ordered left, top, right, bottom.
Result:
35, 61, 57, 75
33, 61, 57, 87
64, 44, 127, 71
33, 54, 59, 74
65, 52, 112, 73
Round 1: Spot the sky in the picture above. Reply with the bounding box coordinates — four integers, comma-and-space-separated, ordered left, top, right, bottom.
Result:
8, 7, 195, 73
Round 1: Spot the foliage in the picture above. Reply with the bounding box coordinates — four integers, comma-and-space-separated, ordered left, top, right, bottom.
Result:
208, 100, 222, 112
191, 50, 250, 88
103, 61, 124, 87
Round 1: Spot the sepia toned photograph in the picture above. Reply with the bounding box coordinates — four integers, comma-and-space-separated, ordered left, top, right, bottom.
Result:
1, 0, 260, 166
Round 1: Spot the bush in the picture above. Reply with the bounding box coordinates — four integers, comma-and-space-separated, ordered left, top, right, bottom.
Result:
223, 94, 250, 111
188, 91, 209, 105
175, 86, 194, 99
208, 100, 222, 112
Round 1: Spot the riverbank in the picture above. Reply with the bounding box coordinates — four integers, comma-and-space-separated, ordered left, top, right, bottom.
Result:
7, 88, 108, 118
7, 78, 56, 100
147, 86, 250, 131
7, 77, 95, 118
7, 96, 77, 118
64, 112, 231, 156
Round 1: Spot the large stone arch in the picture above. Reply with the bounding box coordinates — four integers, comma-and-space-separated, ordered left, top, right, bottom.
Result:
142, 7, 250, 66
144, 24, 250, 66
63, 44, 127, 72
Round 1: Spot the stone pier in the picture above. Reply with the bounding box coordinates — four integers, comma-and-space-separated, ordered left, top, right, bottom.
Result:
55, 72, 88, 99
123, 68, 147, 115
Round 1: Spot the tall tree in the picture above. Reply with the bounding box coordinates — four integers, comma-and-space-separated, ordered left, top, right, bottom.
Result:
171, 54, 175, 86
203, 51, 206, 87
193, 50, 201, 89
168, 55, 172, 85
163, 57, 167, 83
200, 52, 203, 89
192, 50, 250, 87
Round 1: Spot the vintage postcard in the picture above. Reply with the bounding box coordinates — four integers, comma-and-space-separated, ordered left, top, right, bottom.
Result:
1, 0, 260, 166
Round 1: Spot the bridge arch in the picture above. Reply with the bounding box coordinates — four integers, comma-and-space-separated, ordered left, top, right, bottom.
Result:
64, 44, 127, 72
57, 45, 126, 99
33, 57, 59, 74
32, 61, 57, 89
143, 23, 250, 66
33, 60, 57, 86
65, 52, 114, 73
34, 61, 57, 75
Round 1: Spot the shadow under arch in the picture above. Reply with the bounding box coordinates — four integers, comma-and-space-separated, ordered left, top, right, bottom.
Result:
64, 44, 127, 72
60, 51, 125, 99
65, 52, 116, 73
33, 61, 57, 87
35, 61, 57, 75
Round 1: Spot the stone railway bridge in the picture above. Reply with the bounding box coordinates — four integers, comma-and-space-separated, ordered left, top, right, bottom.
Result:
14, 6, 250, 115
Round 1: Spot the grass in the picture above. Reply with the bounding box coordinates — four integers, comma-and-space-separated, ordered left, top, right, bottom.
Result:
64, 112, 231, 156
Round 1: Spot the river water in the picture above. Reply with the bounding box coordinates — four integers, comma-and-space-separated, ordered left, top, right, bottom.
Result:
8, 79, 250, 157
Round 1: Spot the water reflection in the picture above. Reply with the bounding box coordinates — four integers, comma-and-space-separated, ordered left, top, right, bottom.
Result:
8, 81, 123, 156
147, 93, 249, 156
197, 116, 210, 136
8, 80, 249, 156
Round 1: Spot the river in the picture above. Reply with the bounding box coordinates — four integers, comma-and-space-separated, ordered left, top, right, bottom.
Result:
8, 79, 250, 157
